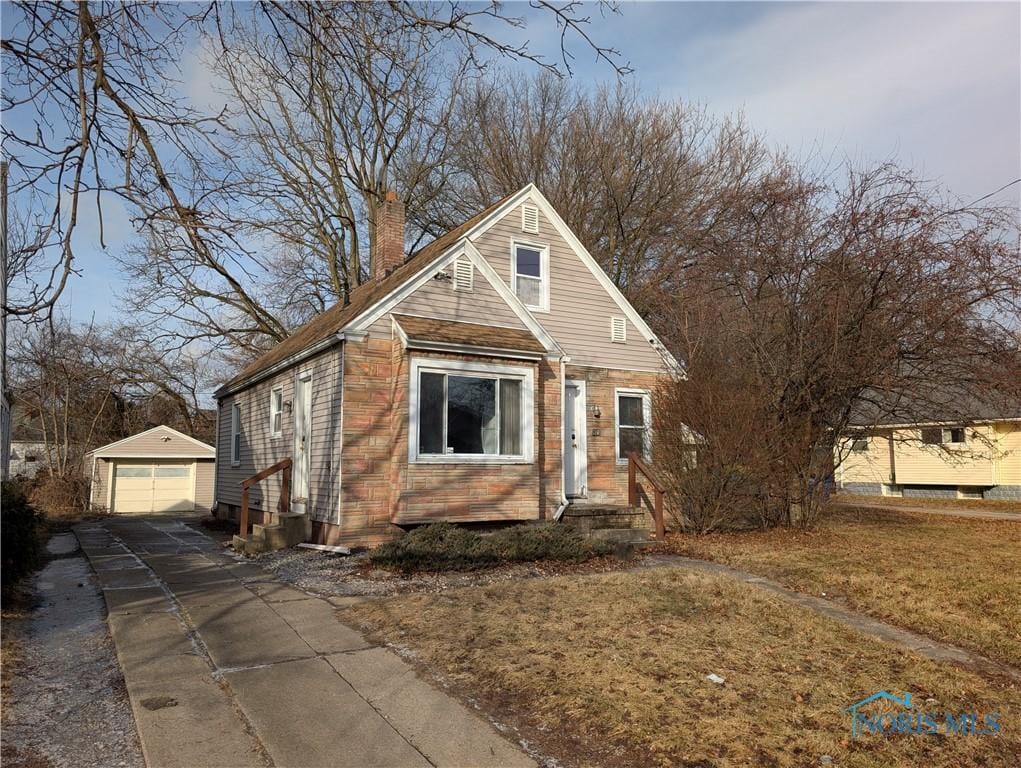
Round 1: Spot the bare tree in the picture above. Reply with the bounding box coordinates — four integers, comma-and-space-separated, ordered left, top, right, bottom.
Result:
655, 162, 1021, 530
3, 0, 628, 356
410, 73, 773, 324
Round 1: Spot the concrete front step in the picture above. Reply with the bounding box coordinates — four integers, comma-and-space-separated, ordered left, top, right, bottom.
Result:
232, 513, 311, 555
585, 527, 653, 545
563, 504, 651, 531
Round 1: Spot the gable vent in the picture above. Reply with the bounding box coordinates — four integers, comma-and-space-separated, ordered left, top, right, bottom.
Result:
610, 316, 627, 343
453, 256, 474, 292
522, 204, 539, 234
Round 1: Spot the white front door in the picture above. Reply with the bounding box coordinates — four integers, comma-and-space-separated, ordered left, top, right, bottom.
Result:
564, 381, 587, 497
292, 372, 313, 514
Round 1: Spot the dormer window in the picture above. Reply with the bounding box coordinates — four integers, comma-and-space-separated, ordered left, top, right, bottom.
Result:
512, 242, 549, 312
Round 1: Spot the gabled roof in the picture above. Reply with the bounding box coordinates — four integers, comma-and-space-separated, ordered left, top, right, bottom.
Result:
393, 314, 547, 356
86, 425, 215, 459
216, 183, 680, 396
216, 191, 518, 396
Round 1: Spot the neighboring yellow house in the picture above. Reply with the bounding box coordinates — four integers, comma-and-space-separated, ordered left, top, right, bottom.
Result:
835, 419, 1021, 501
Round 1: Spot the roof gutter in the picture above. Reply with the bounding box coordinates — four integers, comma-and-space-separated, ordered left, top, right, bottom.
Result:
214, 334, 344, 399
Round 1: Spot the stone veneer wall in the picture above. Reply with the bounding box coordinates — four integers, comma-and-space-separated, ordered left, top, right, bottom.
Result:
565, 365, 663, 506
838, 482, 884, 497
305, 338, 665, 547
984, 485, 1021, 501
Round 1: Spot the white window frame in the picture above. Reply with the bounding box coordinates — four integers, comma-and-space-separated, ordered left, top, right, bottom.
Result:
409, 358, 534, 464
270, 387, 284, 438
230, 402, 241, 466
510, 240, 550, 313
614, 388, 652, 465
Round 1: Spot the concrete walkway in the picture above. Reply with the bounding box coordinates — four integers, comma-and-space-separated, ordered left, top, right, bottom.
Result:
832, 499, 1021, 522
640, 554, 1021, 683
76, 518, 534, 768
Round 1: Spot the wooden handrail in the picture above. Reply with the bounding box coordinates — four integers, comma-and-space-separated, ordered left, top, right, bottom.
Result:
239, 458, 292, 538
627, 451, 666, 540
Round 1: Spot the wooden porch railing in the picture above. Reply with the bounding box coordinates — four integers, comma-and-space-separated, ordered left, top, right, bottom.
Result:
627, 451, 667, 540
239, 458, 292, 538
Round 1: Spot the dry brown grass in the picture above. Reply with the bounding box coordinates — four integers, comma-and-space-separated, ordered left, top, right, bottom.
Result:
350, 568, 1021, 768
666, 506, 1021, 668
834, 493, 1021, 513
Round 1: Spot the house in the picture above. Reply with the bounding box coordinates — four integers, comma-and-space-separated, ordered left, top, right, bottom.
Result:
835, 417, 1021, 501
9, 438, 47, 478
86, 425, 216, 514
213, 185, 678, 549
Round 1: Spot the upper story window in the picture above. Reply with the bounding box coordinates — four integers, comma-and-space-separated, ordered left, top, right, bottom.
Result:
512, 242, 549, 312
231, 403, 242, 465
270, 387, 283, 437
849, 433, 869, 452
410, 359, 534, 464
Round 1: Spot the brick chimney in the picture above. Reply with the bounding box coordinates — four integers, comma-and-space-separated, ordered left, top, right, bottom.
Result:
372, 190, 405, 281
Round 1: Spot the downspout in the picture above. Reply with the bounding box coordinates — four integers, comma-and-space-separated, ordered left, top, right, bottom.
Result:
89, 453, 97, 510
553, 354, 570, 521
211, 398, 220, 514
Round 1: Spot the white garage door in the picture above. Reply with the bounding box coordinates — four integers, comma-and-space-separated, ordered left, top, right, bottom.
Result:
111, 460, 195, 514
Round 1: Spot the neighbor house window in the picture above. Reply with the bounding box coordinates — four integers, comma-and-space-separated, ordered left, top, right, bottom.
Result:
512, 242, 549, 311
850, 433, 869, 452
921, 427, 966, 446
410, 359, 534, 463
616, 389, 651, 463
270, 387, 283, 437
231, 403, 241, 465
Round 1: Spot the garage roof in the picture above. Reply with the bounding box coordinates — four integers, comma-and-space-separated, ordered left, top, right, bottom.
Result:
86, 425, 215, 460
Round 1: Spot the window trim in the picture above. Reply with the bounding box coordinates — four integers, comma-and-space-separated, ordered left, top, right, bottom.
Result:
230, 402, 241, 466
270, 386, 284, 438
409, 358, 535, 464
510, 240, 550, 313
615, 388, 652, 465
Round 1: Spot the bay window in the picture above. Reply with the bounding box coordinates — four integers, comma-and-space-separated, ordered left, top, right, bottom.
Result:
411, 360, 534, 463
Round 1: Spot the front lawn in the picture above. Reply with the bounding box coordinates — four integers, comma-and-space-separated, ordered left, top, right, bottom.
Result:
666, 507, 1021, 667
349, 569, 1020, 767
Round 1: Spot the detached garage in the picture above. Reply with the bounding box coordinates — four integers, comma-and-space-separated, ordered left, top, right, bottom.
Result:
87, 426, 215, 515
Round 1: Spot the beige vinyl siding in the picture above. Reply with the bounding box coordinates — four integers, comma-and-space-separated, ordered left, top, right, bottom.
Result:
471, 203, 667, 372
216, 345, 342, 523
994, 423, 1021, 484
194, 459, 215, 511
95, 425, 213, 457
91, 457, 112, 510
837, 431, 894, 485
366, 262, 528, 336
892, 425, 997, 486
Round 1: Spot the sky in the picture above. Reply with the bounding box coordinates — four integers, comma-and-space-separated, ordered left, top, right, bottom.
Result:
13, 1, 1021, 325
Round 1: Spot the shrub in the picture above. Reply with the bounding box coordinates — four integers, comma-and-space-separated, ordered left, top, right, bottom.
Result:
369, 522, 615, 573
28, 473, 91, 519
2, 481, 45, 596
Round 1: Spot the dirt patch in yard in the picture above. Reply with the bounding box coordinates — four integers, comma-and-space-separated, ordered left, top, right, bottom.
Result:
255, 546, 643, 597
664, 506, 1021, 668
1, 533, 143, 768
349, 568, 1021, 768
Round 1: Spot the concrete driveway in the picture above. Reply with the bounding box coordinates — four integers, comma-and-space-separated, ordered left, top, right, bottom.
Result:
77, 517, 534, 768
